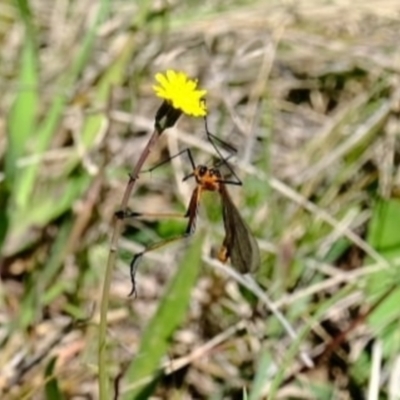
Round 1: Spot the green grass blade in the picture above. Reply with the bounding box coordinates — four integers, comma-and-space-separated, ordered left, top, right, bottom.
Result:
15, 0, 111, 208
44, 357, 65, 400
122, 234, 204, 400
249, 351, 274, 400
7, 175, 90, 256
79, 36, 135, 149
0, 184, 10, 246
365, 197, 400, 351
268, 284, 355, 398
367, 197, 400, 259
6, 0, 38, 195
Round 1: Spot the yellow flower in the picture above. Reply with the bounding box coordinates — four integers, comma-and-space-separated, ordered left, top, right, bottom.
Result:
153, 70, 207, 117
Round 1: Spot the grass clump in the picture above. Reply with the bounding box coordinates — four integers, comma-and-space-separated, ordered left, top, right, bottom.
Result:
2, 0, 400, 399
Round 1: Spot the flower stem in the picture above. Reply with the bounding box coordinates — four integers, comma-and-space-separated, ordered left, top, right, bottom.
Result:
98, 126, 163, 400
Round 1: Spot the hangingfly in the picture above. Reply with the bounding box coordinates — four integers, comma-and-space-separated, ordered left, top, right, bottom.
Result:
117, 149, 260, 295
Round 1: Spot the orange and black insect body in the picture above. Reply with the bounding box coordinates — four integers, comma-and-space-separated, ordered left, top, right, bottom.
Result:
117, 149, 260, 295
190, 164, 260, 274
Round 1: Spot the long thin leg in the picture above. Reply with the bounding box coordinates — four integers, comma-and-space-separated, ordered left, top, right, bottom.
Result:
204, 116, 238, 155
204, 116, 242, 186
115, 210, 187, 220
141, 139, 241, 186
141, 148, 196, 174
129, 231, 191, 296
115, 210, 189, 294
217, 178, 242, 186
127, 186, 202, 296
139, 145, 241, 186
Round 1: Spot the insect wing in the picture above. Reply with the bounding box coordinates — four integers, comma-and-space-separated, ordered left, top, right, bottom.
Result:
220, 187, 260, 273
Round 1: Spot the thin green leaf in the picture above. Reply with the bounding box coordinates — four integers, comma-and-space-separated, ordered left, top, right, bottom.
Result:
79, 36, 135, 150
122, 233, 204, 400
249, 351, 274, 400
45, 357, 65, 400
7, 0, 38, 197
5, 175, 90, 256
0, 184, 10, 246
367, 197, 400, 259
15, 0, 111, 208
268, 284, 355, 399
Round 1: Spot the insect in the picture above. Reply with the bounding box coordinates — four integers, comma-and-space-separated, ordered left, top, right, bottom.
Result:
117, 149, 260, 295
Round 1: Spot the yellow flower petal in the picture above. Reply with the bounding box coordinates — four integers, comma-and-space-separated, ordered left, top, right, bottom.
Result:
153, 70, 207, 117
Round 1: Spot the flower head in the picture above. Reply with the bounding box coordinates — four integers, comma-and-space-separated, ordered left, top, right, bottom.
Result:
153, 70, 207, 117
